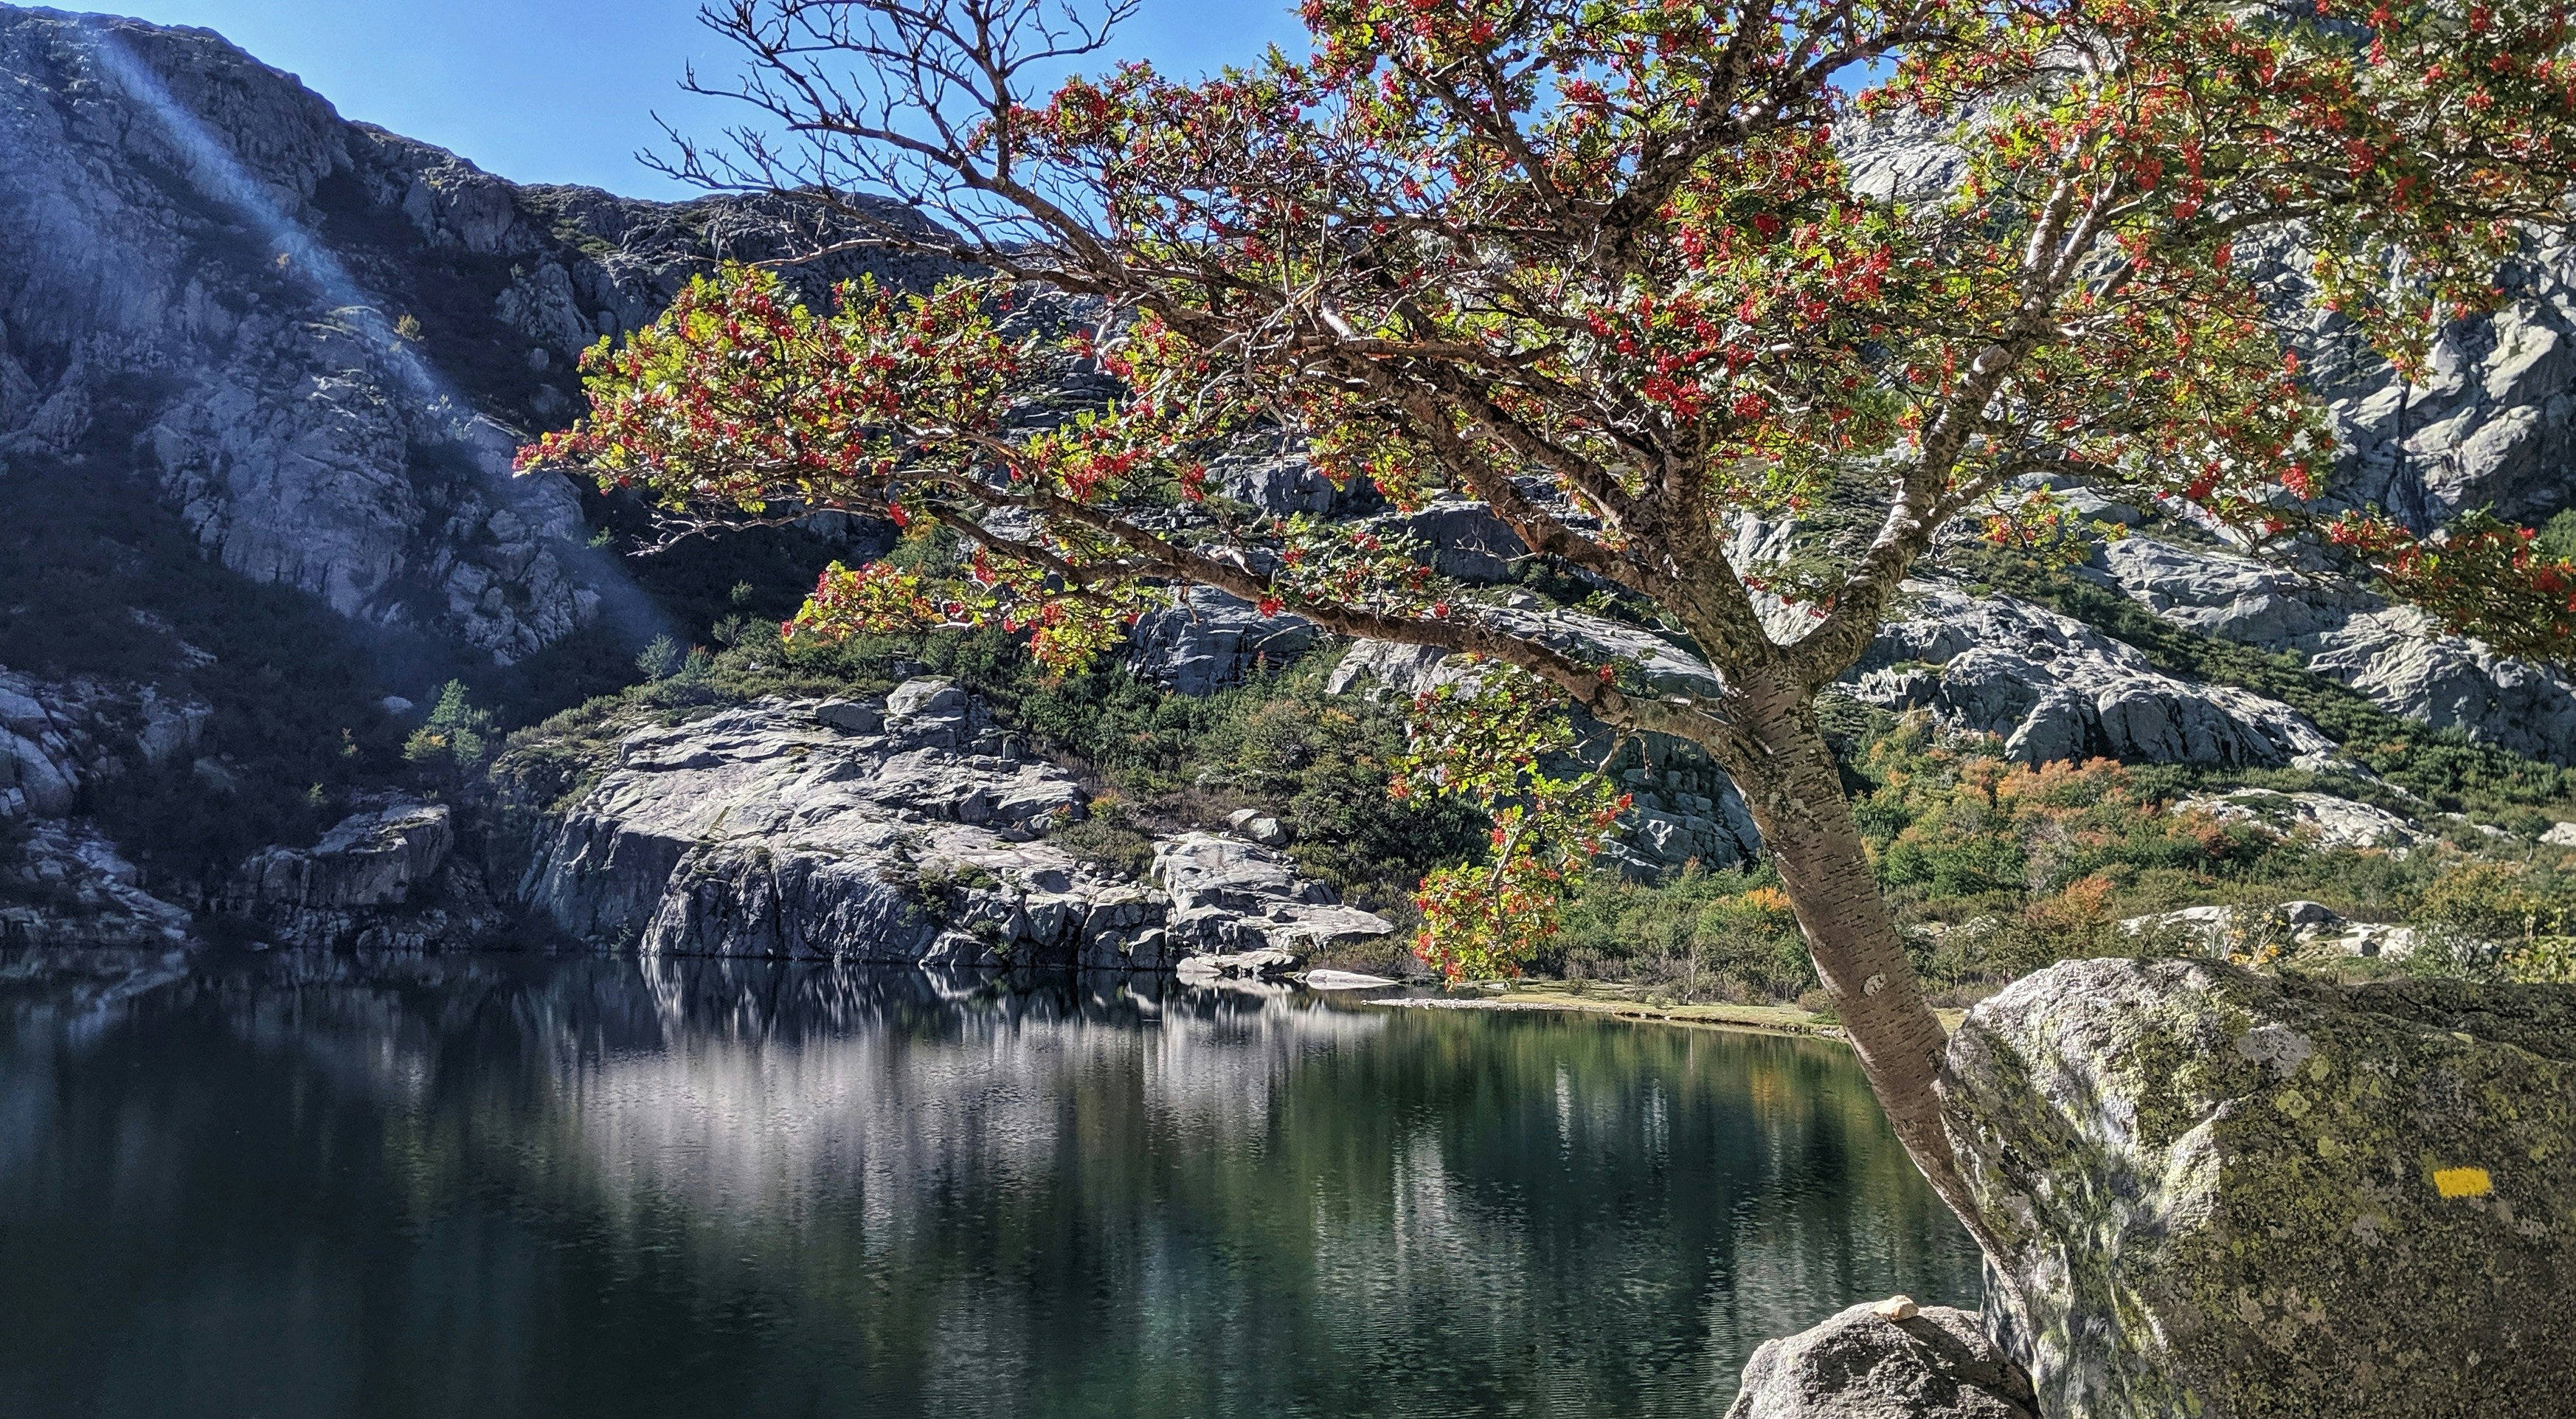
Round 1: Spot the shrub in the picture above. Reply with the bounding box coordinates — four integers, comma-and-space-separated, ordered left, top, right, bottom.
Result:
1553, 868, 1817, 1003
635, 635, 685, 681
1046, 797, 1155, 877
2407, 858, 2576, 942
404, 680, 496, 776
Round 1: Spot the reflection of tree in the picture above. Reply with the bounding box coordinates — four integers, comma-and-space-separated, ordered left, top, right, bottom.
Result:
1, 956, 1977, 1416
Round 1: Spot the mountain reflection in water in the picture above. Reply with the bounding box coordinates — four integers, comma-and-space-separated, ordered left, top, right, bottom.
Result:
0, 950, 1978, 1418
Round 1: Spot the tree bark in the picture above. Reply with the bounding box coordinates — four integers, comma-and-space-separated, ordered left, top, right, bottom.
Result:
1706, 672, 2001, 1254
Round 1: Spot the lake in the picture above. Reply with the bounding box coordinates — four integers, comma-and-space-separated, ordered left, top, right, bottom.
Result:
0, 951, 1979, 1418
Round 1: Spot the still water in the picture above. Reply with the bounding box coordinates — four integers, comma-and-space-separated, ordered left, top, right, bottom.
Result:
0, 952, 1978, 1418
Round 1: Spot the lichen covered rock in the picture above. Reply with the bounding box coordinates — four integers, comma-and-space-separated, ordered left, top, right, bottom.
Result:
1940, 958, 2576, 1418
1723, 1302, 2037, 1419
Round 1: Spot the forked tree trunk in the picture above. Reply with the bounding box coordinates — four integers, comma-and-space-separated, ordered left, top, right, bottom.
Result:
1704, 674, 2000, 1254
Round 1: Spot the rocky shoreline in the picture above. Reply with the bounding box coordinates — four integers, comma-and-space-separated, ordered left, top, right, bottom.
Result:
197, 676, 1397, 978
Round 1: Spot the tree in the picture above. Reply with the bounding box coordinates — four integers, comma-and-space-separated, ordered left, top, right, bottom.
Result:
522, 0, 2576, 1242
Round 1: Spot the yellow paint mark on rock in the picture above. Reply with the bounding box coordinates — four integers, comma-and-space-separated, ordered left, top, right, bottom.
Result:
2434, 1167, 2493, 1198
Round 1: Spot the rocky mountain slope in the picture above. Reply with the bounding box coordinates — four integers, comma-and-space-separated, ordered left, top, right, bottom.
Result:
0, 5, 944, 660
0, 4, 924, 945
505, 682, 1393, 972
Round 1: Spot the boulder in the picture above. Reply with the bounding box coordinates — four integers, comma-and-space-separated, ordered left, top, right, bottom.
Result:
2171, 789, 2427, 853
885, 676, 969, 722
2115, 900, 2426, 960
1940, 958, 2576, 1418
222, 797, 497, 950
814, 699, 883, 734
1125, 587, 1320, 694
1225, 807, 1292, 846
1149, 831, 1394, 954
1724, 1302, 2037, 1419
231, 798, 454, 912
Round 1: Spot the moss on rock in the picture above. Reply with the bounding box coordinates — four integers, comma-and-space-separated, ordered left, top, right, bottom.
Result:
1940, 958, 2576, 1418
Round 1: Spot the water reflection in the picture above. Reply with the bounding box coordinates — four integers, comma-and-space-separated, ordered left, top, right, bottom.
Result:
0, 951, 1978, 1418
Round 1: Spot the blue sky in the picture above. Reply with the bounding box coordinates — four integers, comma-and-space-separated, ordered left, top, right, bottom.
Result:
105, 1, 1311, 198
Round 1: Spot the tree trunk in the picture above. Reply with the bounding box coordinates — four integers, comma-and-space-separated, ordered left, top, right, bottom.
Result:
1708, 676, 2000, 1254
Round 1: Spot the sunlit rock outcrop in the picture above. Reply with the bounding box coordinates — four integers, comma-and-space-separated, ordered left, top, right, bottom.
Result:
2087, 532, 2576, 764
507, 680, 1392, 969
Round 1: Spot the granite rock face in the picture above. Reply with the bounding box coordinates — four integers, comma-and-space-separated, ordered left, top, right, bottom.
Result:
1327, 607, 1762, 873
0, 818, 195, 949
1115, 488, 1529, 693
2310, 235, 2576, 529
1150, 831, 1395, 956
232, 798, 454, 910
1850, 111, 2576, 533
1329, 601, 1726, 702
1724, 1303, 2037, 1419
222, 796, 499, 950
1125, 587, 1320, 695
1209, 446, 1359, 518
0, 6, 948, 664
0, 666, 208, 824
1734, 513, 2351, 772
0, 8, 588, 662
0, 665, 204, 946
2089, 532, 2576, 764
1375, 497, 1530, 583
508, 680, 1390, 969
1844, 111, 2576, 765
1848, 581, 2338, 770
1940, 959, 2576, 1418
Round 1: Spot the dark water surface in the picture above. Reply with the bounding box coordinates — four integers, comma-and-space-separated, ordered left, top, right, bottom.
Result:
0, 952, 1978, 1418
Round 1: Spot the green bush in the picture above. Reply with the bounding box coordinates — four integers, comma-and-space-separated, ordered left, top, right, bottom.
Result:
1550, 869, 1815, 1002
404, 681, 496, 776
634, 635, 685, 681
